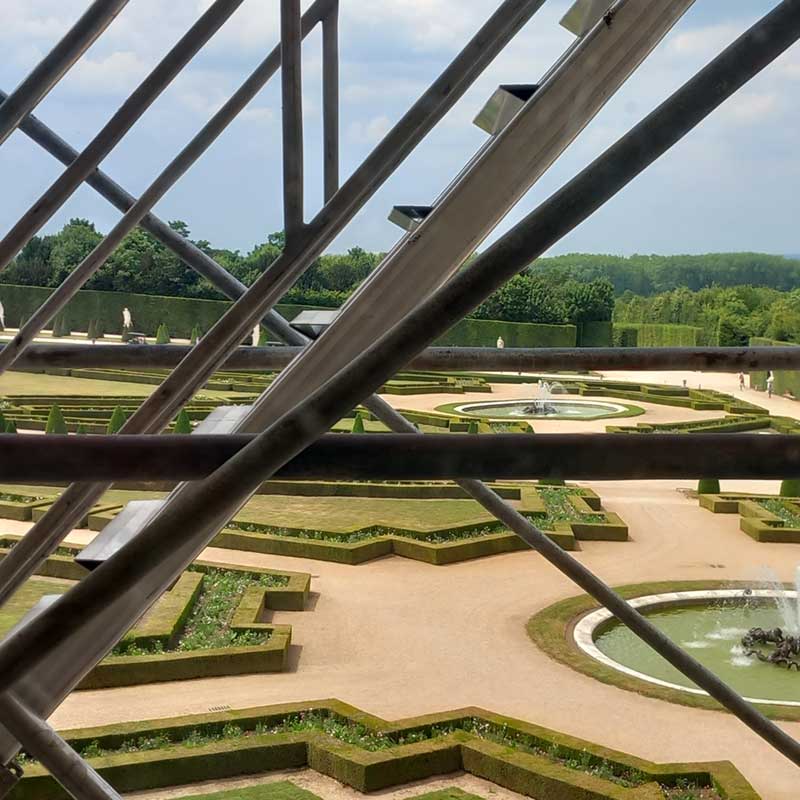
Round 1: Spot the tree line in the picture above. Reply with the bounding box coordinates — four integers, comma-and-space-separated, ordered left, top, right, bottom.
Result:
1, 219, 614, 326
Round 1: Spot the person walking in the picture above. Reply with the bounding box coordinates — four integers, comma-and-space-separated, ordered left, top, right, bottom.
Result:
767, 371, 775, 399
738, 372, 745, 392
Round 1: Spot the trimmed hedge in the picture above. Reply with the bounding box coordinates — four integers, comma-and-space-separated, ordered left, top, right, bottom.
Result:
10, 700, 758, 800
433, 318, 576, 348
577, 321, 613, 347
0, 283, 324, 339
750, 336, 800, 397
612, 324, 707, 347
698, 493, 800, 544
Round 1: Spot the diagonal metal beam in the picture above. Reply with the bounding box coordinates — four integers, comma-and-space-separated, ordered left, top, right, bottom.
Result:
0, 0, 246, 276
0, 0, 129, 147
3, 0, 796, 769
0, 694, 121, 800
0, 0, 548, 608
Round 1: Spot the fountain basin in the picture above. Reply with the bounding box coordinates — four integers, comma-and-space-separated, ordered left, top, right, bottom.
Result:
451, 398, 632, 420
574, 590, 800, 706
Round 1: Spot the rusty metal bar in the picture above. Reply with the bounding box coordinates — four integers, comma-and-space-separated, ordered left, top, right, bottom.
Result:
0, 433, 799, 483
6, 343, 800, 372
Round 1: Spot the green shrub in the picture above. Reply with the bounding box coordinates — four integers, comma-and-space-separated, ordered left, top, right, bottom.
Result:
96, 320, 105, 339
578, 321, 613, 347
173, 409, 193, 434
107, 406, 128, 434
467, 420, 478, 434
45, 405, 68, 435
780, 480, 800, 498
190, 324, 202, 345
52, 315, 64, 338
697, 479, 720, 495
0, 411, 5, 430
4, 420, 16, 434
613, 323, 705, 347
76, 423, 89, 435
121, 325, 131, 343
351, 414, 365, 434
87, 319, 98, 340
156, 323, 171, 344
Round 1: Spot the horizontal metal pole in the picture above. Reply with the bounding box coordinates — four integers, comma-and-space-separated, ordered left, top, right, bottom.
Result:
7, 344, 800, 372
0, 0, 129, 147
2, 433, 800, 482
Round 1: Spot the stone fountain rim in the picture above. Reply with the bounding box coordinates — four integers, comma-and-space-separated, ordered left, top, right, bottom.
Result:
454, 397, 630, 415
573, 589, 800, 707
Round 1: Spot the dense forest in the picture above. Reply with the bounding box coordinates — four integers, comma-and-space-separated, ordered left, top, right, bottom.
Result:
4, 219, 800, 341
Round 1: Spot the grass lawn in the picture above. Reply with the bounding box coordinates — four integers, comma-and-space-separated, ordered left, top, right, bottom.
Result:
0, 371, 233, 400
235, 495, 513, 530
0, 576, 72, 637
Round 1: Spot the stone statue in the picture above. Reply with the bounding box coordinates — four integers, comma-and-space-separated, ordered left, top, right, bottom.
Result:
252, 324, 260, 347
496, 336, 505, 349
122, 307, 132, 329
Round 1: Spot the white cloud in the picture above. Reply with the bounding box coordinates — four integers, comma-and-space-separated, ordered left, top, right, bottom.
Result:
347, 114, 392, 144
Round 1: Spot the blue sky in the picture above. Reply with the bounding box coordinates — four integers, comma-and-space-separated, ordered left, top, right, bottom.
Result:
0, 0, 798, 257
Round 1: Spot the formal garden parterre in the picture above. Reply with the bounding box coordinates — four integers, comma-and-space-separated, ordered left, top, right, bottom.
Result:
8, 700, 758, 800
698, 493, 800, 544
0, 536, 310, 688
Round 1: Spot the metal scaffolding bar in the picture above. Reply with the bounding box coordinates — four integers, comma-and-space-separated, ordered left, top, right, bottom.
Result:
0, 0, 245, 276
2, 433, 800, 483
282, 0, 305, 241
0, 694, 121, 800
7, 343, 800, 373
0, 0, 548, 609
2, 0, 794, 770
0, 0, 129, 147
231, 0, 696, 433
322, 1, 340, 201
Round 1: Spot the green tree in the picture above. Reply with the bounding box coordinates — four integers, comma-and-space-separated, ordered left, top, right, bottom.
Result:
87, 319, 97, 341
107, 406, 128, 434
4, 420, 17, 434
76, 423, 89, 435
48, 219, 102, 285
467, 420, 479, 434
0, 411, 5, 430
45, 405, 68, 434
173, 409, 192, 434
351, 413, 365, 434
190, 324, 202, 345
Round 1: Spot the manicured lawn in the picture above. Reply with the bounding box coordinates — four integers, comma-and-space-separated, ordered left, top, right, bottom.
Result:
0, 576, 72, 637
235, 495, 513, 530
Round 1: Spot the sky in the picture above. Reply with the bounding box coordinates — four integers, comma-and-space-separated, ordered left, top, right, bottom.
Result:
0, 0, 798, 258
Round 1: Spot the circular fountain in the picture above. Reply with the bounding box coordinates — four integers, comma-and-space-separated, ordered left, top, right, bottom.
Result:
573, 578, 800, 706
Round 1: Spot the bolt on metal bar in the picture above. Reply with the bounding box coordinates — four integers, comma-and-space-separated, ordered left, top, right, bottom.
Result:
0, 0, 129, 147
2, 432, 800, 483
0, 0, 246, 276
0, 0, 547, 610
4, 0, 795, 768
0, 694, 121, 800
322, 1, 340, 201
282, 0, 305, 241
8, 343, 800, 373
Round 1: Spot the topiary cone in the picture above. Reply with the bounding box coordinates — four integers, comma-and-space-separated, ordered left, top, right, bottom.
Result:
107, 405, 128, 434
45, 405, 68, 435
697, 478, 721, 495
173, 409, 193, 434
5, 420, 17, 434
352, 413, 365, 434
